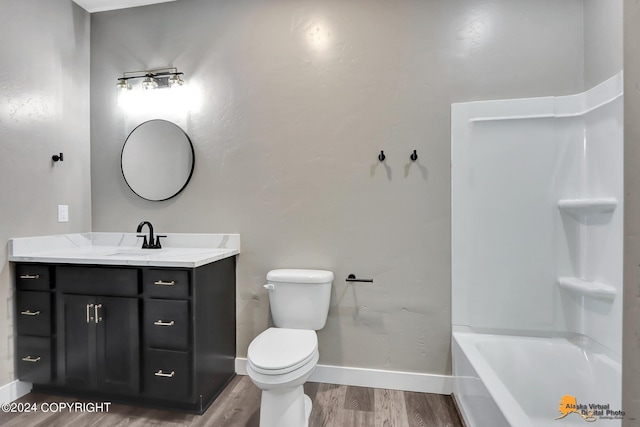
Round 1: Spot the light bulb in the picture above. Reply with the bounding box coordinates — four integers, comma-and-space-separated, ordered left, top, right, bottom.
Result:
116, 78, 132, 90
168, 73, 184, 87
142, 75, 158, 90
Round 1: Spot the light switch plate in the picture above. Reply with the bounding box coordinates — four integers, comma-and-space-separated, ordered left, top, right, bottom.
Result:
58, 205, 69, 223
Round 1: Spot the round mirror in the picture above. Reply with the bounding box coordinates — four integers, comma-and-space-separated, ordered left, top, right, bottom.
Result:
121, 120, 195, 201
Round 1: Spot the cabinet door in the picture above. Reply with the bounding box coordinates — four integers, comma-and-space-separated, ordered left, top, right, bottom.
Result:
57, 294, 96, 389
95, 296, 140, 394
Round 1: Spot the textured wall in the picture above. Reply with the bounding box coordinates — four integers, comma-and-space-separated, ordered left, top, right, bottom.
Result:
623, 1, 640, 424
0, 0, 91, 385
90, 0, 584, 375
584, 0, 623, 89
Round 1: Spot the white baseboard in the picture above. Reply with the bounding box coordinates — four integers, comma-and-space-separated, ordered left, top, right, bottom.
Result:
1, 364, 451, 404
235, 358, 452, 394
0, 381, 32, 404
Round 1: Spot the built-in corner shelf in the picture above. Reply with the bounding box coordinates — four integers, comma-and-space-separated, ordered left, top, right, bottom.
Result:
557, 277, 616, 301
557, 197, 617, 215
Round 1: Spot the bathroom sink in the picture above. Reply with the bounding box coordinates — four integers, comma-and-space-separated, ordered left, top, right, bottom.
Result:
102, 247, 229, 259
105, 248, 168, 257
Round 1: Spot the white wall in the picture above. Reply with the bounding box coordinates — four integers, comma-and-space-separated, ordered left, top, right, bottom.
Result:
89, 0, 585, 375
0, 0, 91, 385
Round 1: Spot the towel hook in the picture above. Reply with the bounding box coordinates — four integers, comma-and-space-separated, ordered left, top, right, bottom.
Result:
410, 150, 418, 162
378, 151, 386, 162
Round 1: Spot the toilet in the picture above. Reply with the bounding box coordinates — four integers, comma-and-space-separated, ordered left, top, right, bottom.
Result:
246, 269, 333, 427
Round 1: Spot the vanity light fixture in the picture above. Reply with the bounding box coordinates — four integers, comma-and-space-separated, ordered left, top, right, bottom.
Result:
116, 67, 185, 91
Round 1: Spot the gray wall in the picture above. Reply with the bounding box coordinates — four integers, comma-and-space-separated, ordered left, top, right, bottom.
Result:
624, 1, 640, 424
0, 0, 91, 385
90, 0, 585, 375
584, 0, 623, 88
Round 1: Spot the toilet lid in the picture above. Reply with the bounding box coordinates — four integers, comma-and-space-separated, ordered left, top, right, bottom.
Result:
248, 328, 318, 374
267, 269, 334, 284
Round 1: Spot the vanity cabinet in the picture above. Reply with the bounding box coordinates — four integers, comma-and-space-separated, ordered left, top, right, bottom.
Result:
13, 257, 236, 414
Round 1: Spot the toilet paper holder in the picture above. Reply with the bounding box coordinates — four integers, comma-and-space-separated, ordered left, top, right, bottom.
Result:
346, 274, 373, 283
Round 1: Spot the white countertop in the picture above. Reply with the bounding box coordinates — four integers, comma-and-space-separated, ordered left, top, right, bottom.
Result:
8, 233, 240, 268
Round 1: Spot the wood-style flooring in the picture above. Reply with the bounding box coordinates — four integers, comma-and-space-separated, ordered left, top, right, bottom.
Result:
0, 376, 464, 427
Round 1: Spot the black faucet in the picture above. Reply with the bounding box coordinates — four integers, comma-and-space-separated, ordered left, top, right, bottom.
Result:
136, 221, 165, 249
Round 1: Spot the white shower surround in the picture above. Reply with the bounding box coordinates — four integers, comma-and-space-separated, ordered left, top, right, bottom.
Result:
451, 72, 623, 426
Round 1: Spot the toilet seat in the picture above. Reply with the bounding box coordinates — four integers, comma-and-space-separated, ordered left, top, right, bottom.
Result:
248, 328, 318, 375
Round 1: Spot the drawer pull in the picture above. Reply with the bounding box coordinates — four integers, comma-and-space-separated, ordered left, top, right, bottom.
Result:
153, 320, 175, 327
154, 280, 175, 286
21, 356, 41, 363
20, 274, 40, 280
154, 370, 175, 378
20, 310, 41, 316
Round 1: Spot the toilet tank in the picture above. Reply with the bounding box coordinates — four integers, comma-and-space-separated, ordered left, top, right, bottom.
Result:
265, 269, 333, 330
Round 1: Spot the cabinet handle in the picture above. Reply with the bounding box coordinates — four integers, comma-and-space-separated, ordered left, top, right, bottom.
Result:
94, 304, 102, 324
21, 356, 41, 363
19, 274, 40, 280
86, 303, 94, 323
20, 310, 40, 316
153, 320, 175, 327
154, 370, 175, 378
153, 280, 175, 286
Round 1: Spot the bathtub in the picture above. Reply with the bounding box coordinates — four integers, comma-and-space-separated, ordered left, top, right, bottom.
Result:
452, 330, 621, 427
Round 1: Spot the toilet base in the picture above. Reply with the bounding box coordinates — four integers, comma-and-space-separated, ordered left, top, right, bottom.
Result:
258, 385, 312, 427
304, 394, 312, 425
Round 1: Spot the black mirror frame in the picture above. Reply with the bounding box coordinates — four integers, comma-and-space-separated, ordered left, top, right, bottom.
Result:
120, 119, 195, 202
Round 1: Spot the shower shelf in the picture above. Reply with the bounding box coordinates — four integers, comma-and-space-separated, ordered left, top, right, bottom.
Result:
557, 197, 617, 215
557, 277, 616, 300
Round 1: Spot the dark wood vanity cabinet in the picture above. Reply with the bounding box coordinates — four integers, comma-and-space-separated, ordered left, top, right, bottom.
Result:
57, 294, 139, 394
13, 257, 236, 414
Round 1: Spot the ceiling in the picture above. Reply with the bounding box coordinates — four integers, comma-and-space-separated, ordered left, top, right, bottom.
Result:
72, 0, 176, 13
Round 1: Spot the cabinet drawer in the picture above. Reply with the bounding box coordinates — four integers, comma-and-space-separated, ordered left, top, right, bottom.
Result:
16, 336, 52, 384
57, 266, 138, 296
16, 291, 52, 336
144, 349, 190, 399
144, 269, 189, 299
16, 265, 50, 291
144, 299, 189, 350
